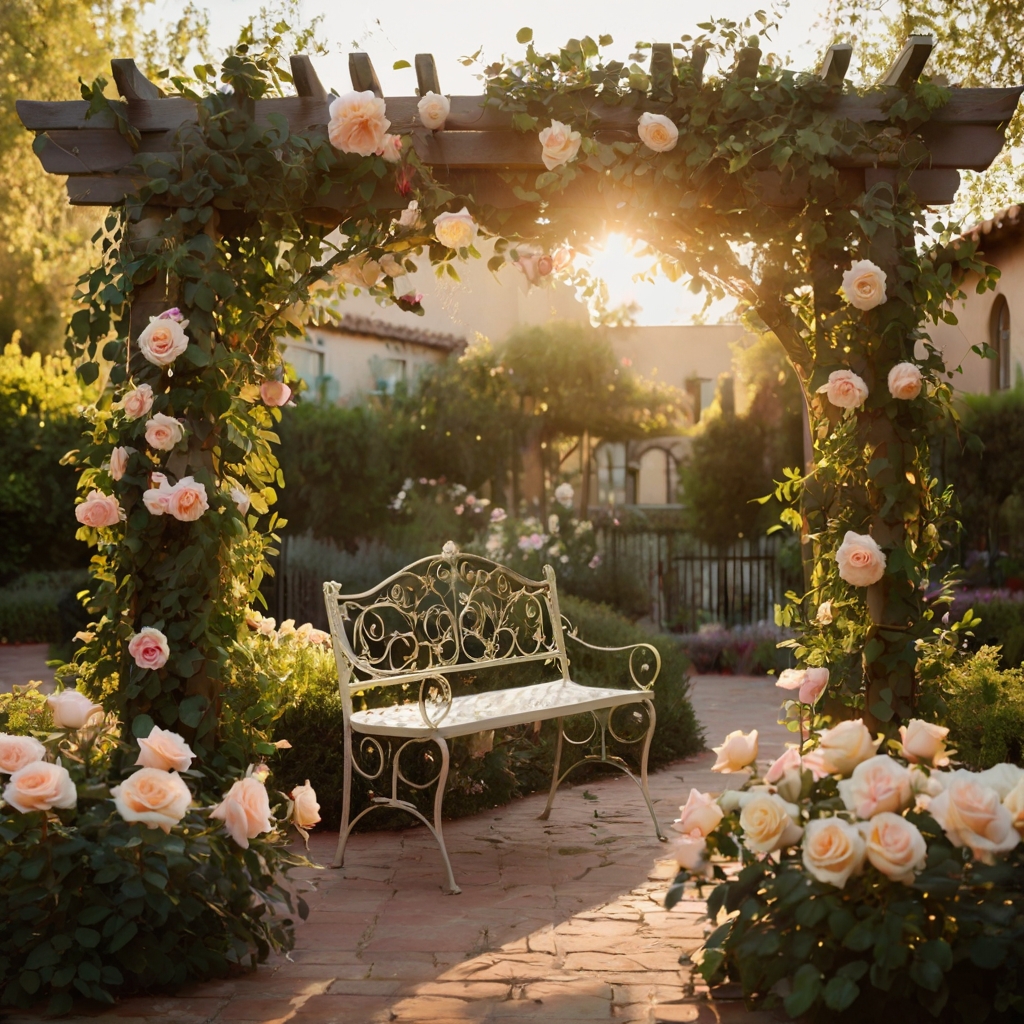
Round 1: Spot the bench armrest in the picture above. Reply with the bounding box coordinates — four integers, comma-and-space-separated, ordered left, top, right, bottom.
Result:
563, 625, 661, 691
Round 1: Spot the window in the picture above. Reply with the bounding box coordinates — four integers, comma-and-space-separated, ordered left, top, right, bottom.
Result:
595, 442, 628, 506
637, 447, 678, 505
372, 357, 407, 395
991, 295, 1011, 392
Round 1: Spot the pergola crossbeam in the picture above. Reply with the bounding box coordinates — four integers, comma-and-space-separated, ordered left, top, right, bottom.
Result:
819, 44, 853, 85
879, 34, 935, 90
349, 53, 383, 98
291, 55, 330, 101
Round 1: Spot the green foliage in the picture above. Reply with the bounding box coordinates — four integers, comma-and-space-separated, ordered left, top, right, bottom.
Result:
0, 572, 89, 645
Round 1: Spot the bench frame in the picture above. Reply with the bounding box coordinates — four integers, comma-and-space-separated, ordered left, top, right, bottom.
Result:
323, 542, 666, 893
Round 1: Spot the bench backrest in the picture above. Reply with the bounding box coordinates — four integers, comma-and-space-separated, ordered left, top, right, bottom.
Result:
323, 542, 570, 694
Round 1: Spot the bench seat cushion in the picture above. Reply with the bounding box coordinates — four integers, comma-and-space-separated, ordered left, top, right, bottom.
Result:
350, 679, 649, 739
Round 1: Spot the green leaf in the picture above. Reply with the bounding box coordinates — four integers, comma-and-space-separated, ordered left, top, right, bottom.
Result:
25, 943, 59, 971
77, 361, 100, 385
970, 936, 1007, 969
392, 60, 411, 70
843, 921, 876, 952
824, 975, 859, 1011
178, 694, 208, 728
108, 921, 138, 953
784, 963, 822, 1018
909, 957, 944, 992
20, 971, 41, 995
75, 927, 101, 949
516, 26, 533, 43
132, 714, 155, 738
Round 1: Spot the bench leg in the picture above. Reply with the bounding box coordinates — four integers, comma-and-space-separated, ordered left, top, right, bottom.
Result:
639, 699, 667, 842
332, 723, 356, 869
429, 736, 461, 894
537, 717, 564, 821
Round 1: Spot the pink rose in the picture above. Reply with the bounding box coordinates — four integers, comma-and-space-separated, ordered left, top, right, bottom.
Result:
835, 531, 886, 587
165, 477, 208, 522
637, 112, 679, 152
377, 133, 403, 162
144, 413, 183, 452
328, 91, 390, 157
290, 780, 321, 829
75, 490, 124, 528
672, 788, 724, 838
143, 476, 173, 515
260, 381, 292, 407
111, 768, 192, 832
307, 628, 330, 645
0, 734, 46, 775
128, 627, 170, 670
119, 384, 154, 420
137, 316, 189, 367
775, 667, 829, 705
136, 726, 195, 772
929, 776, 1020, 863
47, 689, 104, 729
538, 119, 582, 170
109, 446, 132, 481
3, 761, 77, 813
817, 369, 869, 409
888, 362, 923, 400
158, 307, 185, 322
210, 776, 273, 849
838, 754, 913, 819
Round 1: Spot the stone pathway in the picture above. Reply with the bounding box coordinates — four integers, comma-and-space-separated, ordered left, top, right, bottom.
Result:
10, 675, 788, 1024
0, 643, 55, 693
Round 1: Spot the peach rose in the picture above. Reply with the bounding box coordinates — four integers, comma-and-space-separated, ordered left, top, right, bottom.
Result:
334, 255, 381, 287
637, 112, 679, 152
859, 812, 927, 884
434, 208, 477, 250
0, 734, 46, 775
3, 761, 77, 813
1003, 777, 1024, 836
119, 384, 154, 420
739, 792, 803, 854
328, 91, 390, 157
929, 776, 1020, 863
841, 259, 887, 311
801, 817, 866, 888
260, 381, 292, 407
75, 490, 124, 528
109, 446, 132, 481
111, 767, 191, 832
377, 133, 403, 162
128, 627, 169, 671
138, 316, 189, 367
672, 788, 724, 838
899, 719, 950, 768
210, 776, 273, 849
230, 486, 251, 515
417, 92, 450, 130
775, 667, 829, 705
673, 834, 709, 873
816, 719, 879, 776
838, 754, 913, 819
835, 531, 886, 587
145, 413, 183, 452
136, 726, 195, 772
888, 362, 923, 400
552, 246, 575, 272
47, 689, 103, 729
290, 780, 321, 829
817, 368, 869, 409
711, 729, 759, 773
165, 477, 209, 522
539, 120, 582, 170
143, 475, 173, 516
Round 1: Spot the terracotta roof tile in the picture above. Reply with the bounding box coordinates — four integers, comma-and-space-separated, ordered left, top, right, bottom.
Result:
320, 315, 467, 353
961, 203, 1023, 248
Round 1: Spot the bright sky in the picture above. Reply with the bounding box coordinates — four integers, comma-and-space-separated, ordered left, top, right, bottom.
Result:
141, 0, 851, 324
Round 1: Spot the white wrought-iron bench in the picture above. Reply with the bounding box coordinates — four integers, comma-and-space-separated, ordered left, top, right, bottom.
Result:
323, 542, 666, 893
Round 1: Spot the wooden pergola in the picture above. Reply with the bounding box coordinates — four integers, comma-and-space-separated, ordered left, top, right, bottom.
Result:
17, 37, 1023, 221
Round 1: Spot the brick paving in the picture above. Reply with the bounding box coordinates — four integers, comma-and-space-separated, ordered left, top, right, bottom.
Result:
9, 675, 787, 1023
0, 642, 54, 693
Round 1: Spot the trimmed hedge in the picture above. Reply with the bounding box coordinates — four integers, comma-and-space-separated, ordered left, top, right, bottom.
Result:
0, 571, 89, 645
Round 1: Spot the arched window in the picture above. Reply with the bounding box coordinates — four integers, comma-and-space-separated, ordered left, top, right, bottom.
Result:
991, 295, 1011, 392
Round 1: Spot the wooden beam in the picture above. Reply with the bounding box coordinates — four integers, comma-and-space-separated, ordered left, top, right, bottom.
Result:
290, 55, 329, 102
650, 43, 676, 99
415, 54, 441, 97
690, 45, 708, 87
111, 59, 164, 100
819, 44, 852, 85
349, 53, 383, 97
879, 35, 934, 90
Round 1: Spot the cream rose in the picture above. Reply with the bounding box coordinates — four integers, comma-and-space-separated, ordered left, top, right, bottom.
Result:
377, 134, 403, 163
138, 316, 189, 367
899, 719, 950, 767
929, 777, 1020, 863
398, 200, 421, 229
136, 726, 195, 772
975, 763, 1024, 799
260, 381, 292, 407
539, 120, 582, 170
802, 817, 866, 888
673, 788, 724, 838
815, 600, 833, 625
888, 362, 923, 400
111, 767, 192, 832
0, 734, 46, 775
328, 91, 390, 157
119, 384, 154, 420
817, 368, 869, 409
637, 111, 679, 152
166, 477, 209, 522
109, 446, 132, 481
210, 776, 273, 849
841, 259, 887, 311
838, 755, 913, 819
128, 626, 170, 671
417, 92, 450, 130
230, 486, 251, 515
145, 413, 183, 452
835, 531, 886, 587
816, 719, 879, 776
75, 490, 123, 529
739, 792, 803, 854
3, 761, 77, 813
434, 208, 477, 250
47, 689, 103, 729
290, 780, 321, 829
775, 667, 829, 705
1003, 777, 1024, 836
859, 812, 927, 884
711, 729, 759, 773
673, 834, 709, 872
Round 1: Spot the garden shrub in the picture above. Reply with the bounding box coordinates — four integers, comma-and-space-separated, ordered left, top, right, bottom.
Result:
0, 571, 89, 645
674, 622, 796, 675
949, 588, 1024, 667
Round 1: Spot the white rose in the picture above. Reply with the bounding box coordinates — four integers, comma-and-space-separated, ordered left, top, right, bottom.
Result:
538, 120, 582, 170
231, 486, 251, 515
144, 413, 183, 452
928, 776, 1020, 864
817, 369, 869, 409
672, 788, 724, 838
837, 754, 913, 819
328, 91, 390, 157
1003, 777, 1024, 836
417, 91, 450, 130
738, 792, 803, 854
47, 689, 104, 730
801, 817, 866, 888
553, 482, 574, 508
137, 317, 189, 367
637, 112, 678, 152
816, 719, 880, 777
673, 834, 709, 873
859, 812, 927, 884
899, 719, 950, 767
434, 208, 477, 250
975, 763, 1024, 800
888, 362, 923, 400
841, 259, 887, 310
835, 531, 886, 587
398, 200, 421, 228
711, 729, 759, 773
717, 789, 744, 813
